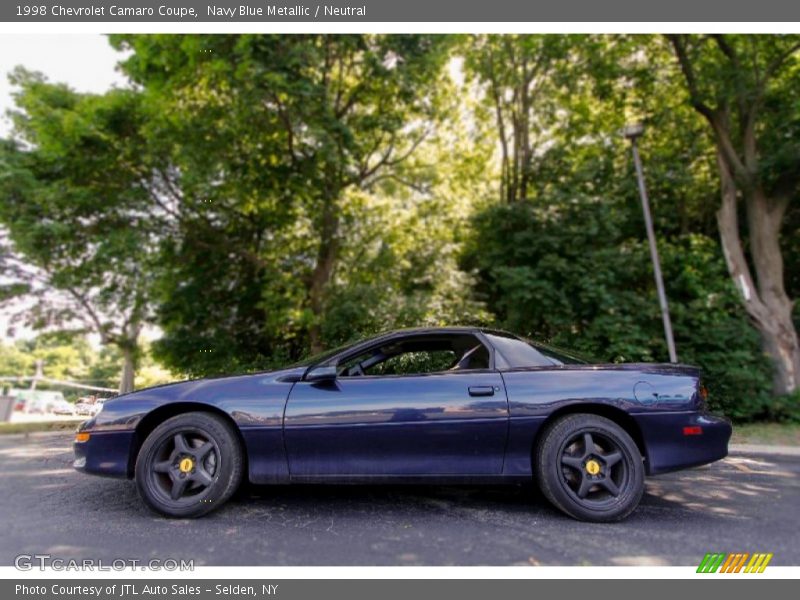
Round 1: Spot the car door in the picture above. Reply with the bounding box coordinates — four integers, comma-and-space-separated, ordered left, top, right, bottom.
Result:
283, 336, 509, 478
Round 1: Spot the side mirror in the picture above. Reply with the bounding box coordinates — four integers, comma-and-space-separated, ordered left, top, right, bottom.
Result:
305, 365, 337, 382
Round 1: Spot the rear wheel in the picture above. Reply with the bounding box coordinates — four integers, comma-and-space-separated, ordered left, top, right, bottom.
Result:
535, 414, 644, 522
135, 412, 243, 518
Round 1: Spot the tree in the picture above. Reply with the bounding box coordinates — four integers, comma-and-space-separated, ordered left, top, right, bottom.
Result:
667, 35, 800, 394
461, 35, 778, 420
0, 69, 159, 393
465, 35, 581, 204
319, 116, 494, 346
463, 199, 772, 419
111, 34, 453, 362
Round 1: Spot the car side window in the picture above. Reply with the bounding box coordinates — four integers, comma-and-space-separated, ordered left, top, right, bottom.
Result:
336, 334, 491, 377
368, 350, 456, 376
337, 352, 371, 376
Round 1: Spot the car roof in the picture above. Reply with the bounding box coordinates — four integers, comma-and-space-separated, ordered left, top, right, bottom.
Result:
339, 327, 525, 356
373, 326, 520, 339
379, 326, 479, 336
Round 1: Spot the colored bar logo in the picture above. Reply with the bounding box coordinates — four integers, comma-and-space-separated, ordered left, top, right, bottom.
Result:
697, 552, 773, 573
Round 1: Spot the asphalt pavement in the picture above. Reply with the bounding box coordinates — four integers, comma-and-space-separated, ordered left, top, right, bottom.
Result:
0, 432, 797, 566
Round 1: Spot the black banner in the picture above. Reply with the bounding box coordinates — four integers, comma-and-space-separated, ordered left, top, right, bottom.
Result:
3, 579, 795, 600
3, 0, 800, 22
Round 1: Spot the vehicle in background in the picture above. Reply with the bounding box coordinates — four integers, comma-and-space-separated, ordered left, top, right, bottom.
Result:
75, 395, 111, 416
52, 399, 77, 416
8, 389, 66, 414
76, 396, 96, 416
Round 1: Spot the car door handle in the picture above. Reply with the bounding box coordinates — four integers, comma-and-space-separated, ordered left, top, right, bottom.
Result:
468, 386, 495, 397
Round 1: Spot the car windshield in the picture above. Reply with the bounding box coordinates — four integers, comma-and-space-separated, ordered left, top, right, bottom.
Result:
289, 339, 363, 367
483, 332, 587, 367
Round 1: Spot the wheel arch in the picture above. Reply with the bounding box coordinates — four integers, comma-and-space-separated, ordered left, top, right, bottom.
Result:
532, 403, 649, 470
128, 402, 248, 478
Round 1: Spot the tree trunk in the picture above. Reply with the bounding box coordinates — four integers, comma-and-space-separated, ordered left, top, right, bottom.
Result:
715, 152, 800, 395
307, 196, 340, 355
746, 188, 800, 395
119, 345, 136, 395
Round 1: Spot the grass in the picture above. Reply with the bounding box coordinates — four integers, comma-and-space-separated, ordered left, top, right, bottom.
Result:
731, 422, 800, 446
0, 419, 83, 435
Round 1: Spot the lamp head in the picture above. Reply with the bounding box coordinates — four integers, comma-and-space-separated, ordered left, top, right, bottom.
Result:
622, 122, 645, 140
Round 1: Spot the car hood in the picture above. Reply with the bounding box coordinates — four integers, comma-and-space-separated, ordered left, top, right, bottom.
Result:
101, 366, 307, 409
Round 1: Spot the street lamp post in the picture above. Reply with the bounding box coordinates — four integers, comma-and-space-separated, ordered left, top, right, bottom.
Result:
623, 123, 678, 364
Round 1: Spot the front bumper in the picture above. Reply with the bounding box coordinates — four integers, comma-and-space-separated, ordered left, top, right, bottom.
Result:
633, 411, 732, 475
73, 429, 136, 478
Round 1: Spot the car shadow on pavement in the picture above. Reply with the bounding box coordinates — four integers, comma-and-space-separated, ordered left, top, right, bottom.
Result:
236, 480, 552, 516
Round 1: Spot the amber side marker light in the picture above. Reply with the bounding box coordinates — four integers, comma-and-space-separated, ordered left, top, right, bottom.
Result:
683, 426, 703, 436
75, 432, 91, 443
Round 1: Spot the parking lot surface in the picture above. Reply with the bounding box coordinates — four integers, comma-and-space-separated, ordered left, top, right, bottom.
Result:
1, 432, 797, 566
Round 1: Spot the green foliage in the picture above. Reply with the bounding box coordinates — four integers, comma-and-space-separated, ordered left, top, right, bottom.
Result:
2, 34, 797, 419
764, 391, 800, 423
463, 198, 771, 420
0, 334, 172, 396
665, 35, 800, 200
368, 351, 456, 376
0, 70, 160, 391
103, 34, 460, 374
0, 339, 34, 376
1, 334, 115, 400
460, 34, 790, 420
658, 238, 772, 420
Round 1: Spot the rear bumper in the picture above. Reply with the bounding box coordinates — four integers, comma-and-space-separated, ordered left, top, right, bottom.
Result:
632, 411, 732, 475
73, 429, 135, 478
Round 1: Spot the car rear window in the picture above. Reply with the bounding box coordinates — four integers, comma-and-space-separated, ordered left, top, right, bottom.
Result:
484, 333, 586, 368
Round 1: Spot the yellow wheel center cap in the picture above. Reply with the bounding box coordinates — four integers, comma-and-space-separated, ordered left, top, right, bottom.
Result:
585, 459, 601, 475
179, 457, 194, 473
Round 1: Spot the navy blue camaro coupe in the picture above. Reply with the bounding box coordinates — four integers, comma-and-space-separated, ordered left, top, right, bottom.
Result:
74, 327, 731, 521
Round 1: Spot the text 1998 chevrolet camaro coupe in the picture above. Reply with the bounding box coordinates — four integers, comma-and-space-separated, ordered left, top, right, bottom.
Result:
74, 327, 731, 521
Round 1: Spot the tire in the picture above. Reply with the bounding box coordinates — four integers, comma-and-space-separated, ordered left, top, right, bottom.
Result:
135, 412, 244, 518
535, 414, 644, 522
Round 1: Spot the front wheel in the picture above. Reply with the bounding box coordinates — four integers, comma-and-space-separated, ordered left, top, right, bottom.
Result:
535, 414, 644, 522
135, 412, 243, 518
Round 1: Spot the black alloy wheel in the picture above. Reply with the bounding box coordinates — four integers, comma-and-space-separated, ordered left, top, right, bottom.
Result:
150, 430, 218, 503
535, 414, 644, 522
135, 412, 243, 518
